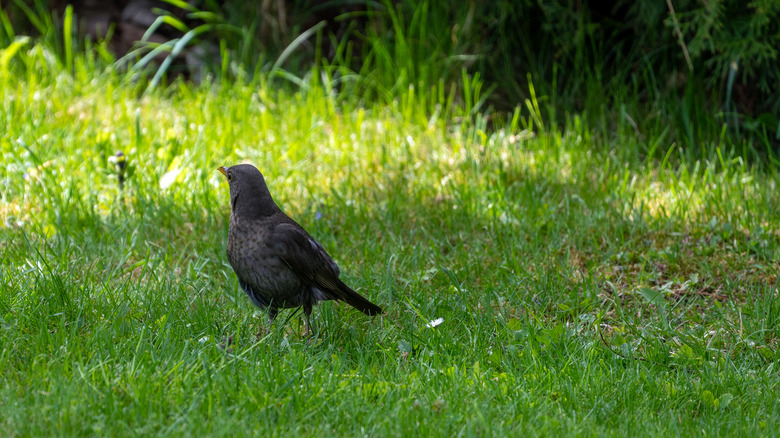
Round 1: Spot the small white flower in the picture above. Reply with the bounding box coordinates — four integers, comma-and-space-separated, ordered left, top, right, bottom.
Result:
198, 336, 210, 343
426, 317, 444, 328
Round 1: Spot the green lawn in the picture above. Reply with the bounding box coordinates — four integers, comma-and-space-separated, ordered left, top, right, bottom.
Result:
1, 56, 779, 436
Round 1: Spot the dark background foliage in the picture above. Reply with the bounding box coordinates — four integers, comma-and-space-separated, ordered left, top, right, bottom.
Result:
4, 0, 780, 157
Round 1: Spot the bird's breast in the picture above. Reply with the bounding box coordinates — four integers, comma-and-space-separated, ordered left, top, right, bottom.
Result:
226, 216, 307, 303
227, 216, 270, 270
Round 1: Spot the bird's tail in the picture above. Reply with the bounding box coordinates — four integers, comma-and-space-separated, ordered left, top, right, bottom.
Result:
335, 280, 383, 316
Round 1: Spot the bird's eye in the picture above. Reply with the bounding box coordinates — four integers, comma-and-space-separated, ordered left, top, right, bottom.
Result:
227, 172, 233, 181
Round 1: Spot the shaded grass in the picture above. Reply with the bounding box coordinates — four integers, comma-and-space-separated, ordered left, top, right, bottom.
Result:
1, 46, 780, 436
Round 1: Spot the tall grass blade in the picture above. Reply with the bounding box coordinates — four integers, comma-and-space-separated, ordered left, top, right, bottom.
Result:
149, 25, 210, 90
269, 20, 327, 82
0, 36, 29, 72
63, 4, 73, 73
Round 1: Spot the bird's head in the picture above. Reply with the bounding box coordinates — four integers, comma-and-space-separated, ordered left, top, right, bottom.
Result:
218, 164, 279, 218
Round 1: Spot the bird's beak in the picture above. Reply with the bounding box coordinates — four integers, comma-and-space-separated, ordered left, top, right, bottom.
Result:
218, 166, 227, 176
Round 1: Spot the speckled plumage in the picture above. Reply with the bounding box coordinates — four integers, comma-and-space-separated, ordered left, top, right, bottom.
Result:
219, 164, 382, 333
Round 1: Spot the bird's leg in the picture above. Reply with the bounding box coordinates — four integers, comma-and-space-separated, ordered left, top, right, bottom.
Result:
303, 304, 313, 337
268, 307, 279, 322
256, 307, 278, 338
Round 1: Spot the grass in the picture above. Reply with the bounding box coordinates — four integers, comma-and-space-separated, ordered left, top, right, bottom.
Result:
1, 43, 780, 436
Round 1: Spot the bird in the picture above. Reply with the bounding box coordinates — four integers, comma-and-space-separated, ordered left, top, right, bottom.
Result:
218, 163, 382, 335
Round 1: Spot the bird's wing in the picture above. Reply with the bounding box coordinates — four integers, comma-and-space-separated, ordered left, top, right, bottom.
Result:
274, 221, 383, 316
273, 222, 342, 294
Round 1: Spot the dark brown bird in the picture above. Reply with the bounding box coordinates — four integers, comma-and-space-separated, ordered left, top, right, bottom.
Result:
218, 164, 382, 334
